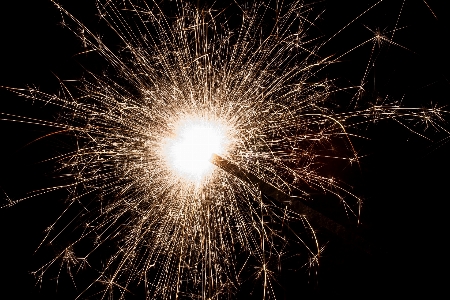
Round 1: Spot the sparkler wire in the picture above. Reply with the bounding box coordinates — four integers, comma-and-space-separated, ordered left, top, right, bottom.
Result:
210, 153, 372, 254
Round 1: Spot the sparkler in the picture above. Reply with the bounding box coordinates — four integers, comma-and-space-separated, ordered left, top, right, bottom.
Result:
1, 0, 448, 299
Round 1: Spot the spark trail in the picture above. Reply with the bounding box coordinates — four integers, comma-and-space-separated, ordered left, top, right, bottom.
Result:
1, 0, 448, 299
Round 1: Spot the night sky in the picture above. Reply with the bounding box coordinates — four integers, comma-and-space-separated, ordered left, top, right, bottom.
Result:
1, 1, 449, 299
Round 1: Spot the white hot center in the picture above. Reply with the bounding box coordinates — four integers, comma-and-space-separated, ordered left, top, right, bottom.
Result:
165, 118, 227, 182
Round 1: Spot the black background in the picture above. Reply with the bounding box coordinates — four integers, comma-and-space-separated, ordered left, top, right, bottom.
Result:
1, 0, 449, 299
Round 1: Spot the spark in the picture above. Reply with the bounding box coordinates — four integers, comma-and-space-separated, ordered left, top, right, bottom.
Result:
422, 0, 438, 19
1, 0, 448, 299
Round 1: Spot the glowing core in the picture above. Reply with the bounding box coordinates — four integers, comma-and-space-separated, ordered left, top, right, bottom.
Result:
165, 118, 228, 182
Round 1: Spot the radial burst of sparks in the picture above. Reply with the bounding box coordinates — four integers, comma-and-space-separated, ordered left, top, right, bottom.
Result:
1, 0, 448, 299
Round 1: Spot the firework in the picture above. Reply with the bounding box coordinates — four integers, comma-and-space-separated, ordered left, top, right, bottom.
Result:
1, 0, 448, 299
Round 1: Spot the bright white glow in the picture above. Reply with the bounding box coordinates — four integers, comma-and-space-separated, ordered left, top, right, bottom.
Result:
164, 118, 228, 182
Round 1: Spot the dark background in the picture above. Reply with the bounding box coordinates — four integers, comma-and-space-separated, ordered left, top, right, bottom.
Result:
1, 0, 449, 299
